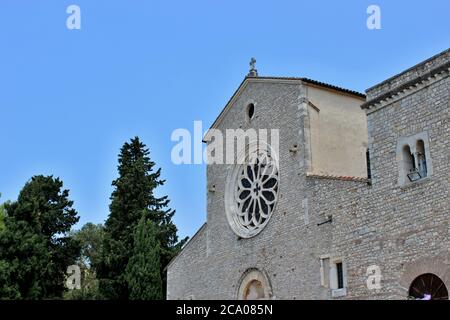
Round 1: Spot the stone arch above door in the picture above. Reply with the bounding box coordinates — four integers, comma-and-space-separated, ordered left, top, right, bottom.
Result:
399, 254, 450, 300
408, 273, 448, 300
237, 268, 273, 300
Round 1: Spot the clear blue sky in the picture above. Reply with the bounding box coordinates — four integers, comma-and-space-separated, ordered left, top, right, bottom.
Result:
0, 0, 449, 239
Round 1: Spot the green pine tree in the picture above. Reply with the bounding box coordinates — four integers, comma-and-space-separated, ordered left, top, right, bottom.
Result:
0, 201, 5, 232
0, 176, 80, 299
125, 213, 162, 300
0, 193, 8, 232
97, 137, 187, 299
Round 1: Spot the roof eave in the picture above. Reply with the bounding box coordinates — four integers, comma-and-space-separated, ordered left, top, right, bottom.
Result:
203, 76, 365, 142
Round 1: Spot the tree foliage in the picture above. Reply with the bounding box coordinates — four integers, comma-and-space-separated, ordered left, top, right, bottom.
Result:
72, 223, 104, 269
125, 213, 162, 300
97, 137, 187, 299
0, 193, 8, 232
0, 176, 80, 299
0, 202, 5, 232
65, 223, 104, 299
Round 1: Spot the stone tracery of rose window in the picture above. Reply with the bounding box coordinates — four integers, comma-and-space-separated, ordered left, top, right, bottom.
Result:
234, 151, 279, 234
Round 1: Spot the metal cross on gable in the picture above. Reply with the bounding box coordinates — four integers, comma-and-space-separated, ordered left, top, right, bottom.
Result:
248, 57, 258, 77
250, 57, 256, 71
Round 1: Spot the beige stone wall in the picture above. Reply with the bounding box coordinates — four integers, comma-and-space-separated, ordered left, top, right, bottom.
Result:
306, 84, 368, 178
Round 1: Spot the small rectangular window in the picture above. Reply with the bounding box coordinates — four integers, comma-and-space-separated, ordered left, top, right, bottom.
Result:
366, 149, 372, 180
322, 256, 347, 297
336, 262, 344, 289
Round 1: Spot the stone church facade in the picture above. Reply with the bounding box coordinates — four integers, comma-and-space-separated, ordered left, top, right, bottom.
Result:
167, 49, 450, 300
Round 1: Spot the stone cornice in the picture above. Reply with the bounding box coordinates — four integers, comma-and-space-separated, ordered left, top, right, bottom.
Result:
306, 172, 369, 183
362, 62, 450, 112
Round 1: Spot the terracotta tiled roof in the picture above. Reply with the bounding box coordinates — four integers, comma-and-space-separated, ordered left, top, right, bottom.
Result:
253, 76, 366, 98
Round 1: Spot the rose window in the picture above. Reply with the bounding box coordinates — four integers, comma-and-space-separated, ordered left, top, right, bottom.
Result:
226, 149, 279, 238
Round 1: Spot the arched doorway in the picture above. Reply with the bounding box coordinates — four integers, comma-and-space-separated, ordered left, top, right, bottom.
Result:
243, 280, 265, 300
237, 269, 272, 300
408, 273, 449, 300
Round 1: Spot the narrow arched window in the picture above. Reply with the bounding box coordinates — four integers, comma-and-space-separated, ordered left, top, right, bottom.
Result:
397, 133, 432, 185
416, 140, 427, 178
402, 145, 415, 176
246, 103, 255, 121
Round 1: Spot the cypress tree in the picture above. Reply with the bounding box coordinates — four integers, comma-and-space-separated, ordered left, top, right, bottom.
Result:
97, 137, 187, 299
125, 213, 162, 300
